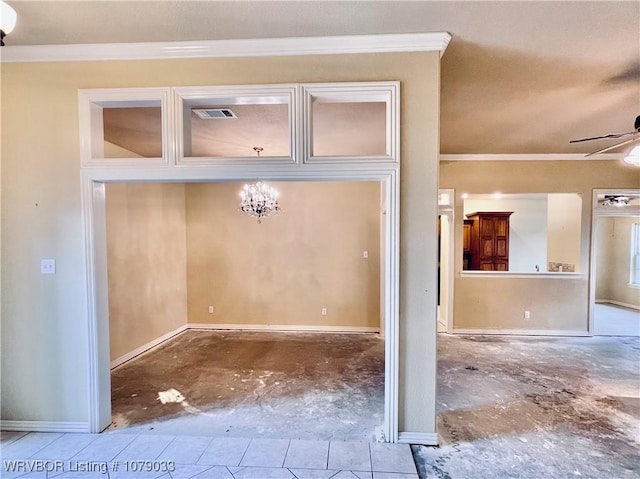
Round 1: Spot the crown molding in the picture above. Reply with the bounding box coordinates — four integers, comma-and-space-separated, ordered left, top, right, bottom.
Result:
0, 32, 451, 63
440, 153, 622, 161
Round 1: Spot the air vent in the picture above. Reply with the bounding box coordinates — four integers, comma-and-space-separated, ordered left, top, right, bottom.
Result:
192, 108, 237, 119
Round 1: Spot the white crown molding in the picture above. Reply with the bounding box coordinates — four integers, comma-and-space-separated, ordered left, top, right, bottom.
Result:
1, 32, 451, 63
440, 153, 622, 161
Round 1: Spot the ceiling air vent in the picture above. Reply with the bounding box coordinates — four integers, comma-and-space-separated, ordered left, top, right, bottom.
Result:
192, 108, 237, 119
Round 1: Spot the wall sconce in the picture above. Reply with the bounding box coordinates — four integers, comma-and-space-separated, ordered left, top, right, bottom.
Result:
0, 1, 17, 46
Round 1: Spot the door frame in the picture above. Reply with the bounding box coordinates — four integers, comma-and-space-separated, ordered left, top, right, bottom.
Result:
438, 189, 455, 332
588, 188, 640, 334
82, 167, 400, 439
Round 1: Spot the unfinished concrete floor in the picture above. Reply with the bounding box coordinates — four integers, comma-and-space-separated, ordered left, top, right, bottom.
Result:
413, 334, 640, 479
109, 330, 385, 441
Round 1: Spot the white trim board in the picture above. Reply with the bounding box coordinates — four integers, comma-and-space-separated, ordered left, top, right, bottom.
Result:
459, 271, 583, 279
397, 432, 438, 445
595, 300, 640, 311
1, 32, 451, 63
0, 421, 91, 433
451, 329, 590, 337
441, 153, 622, 161
187, 323, 381, 333
110, 324, 188, 369
589, 189, 640, 336
83, 169, 400, 440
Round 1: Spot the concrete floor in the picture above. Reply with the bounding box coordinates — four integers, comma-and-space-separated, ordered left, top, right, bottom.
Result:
413, 334, 640, 479
11, 330, 636, 478
109, 330, 385, 442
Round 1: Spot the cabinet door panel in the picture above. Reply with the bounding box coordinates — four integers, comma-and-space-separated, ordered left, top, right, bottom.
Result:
480, 218, 494, 236
495, 218, 509, 236
480, 261, 495, 271
494, 261, 508, 271
496, 238, 508, 257
481, 238, 494, 256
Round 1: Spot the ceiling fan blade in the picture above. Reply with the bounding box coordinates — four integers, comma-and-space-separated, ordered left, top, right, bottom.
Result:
570, 131, 638, 143
584, 136, 639, 157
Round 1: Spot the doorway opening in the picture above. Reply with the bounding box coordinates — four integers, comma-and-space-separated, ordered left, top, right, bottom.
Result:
590, 189, 640, 337
83, 171, 400, 440
103, 180, 387, 440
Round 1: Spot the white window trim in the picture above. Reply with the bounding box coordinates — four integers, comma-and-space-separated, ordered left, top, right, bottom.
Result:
302, 82, 399, 164
79, 82, 400, 168
173, 84, 299, 166
78, 88, 174, 167
80, 82, 402, 443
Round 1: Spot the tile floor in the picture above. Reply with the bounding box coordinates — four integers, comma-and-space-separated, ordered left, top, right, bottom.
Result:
0, 431, 418, 479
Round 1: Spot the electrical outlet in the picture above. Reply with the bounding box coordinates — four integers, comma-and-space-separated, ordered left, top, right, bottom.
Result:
321, 308, 327, 316
41, 259, 56, 275
208, 306, 214, 314
363, 251, 369, 258
524, 311, 530, 320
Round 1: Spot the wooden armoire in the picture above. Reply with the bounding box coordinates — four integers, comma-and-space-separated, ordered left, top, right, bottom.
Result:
465, 212, 513, 271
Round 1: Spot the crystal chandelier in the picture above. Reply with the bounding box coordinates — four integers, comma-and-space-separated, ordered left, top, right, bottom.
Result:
239, 182, 280, 223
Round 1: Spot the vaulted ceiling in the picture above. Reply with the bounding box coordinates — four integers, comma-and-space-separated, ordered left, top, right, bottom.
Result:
4, 1, 639, 156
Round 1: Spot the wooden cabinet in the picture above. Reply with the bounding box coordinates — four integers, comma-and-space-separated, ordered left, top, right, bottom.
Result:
463, 219, 473, 252
465, 212, 513, 271
463, 219, 473, 270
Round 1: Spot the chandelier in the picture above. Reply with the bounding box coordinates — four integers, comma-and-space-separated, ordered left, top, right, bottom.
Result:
239, 182, 280, 223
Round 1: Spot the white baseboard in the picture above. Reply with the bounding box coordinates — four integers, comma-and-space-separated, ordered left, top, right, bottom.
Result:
595, 299, 640, 311
187, 323, 380, 334
397, 432, 438, 445
110, 324, 188, 369
451, 328, 589, 337
0, 420, 90, 433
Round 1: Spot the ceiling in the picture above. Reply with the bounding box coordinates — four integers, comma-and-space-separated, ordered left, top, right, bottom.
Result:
4, 1, 639, 156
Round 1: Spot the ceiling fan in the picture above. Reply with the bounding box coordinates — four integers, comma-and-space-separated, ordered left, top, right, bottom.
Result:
570, 115, 640, 157
599, 195, 630, 207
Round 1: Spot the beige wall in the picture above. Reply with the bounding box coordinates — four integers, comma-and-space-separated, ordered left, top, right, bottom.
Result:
106, 180, 380, 362
440, 160, 640, 332
186, 182, 380, 328
595, 216, 640, 308
547, 193, 582, 270
105, 183, 188, 361
1, 52, 441, 435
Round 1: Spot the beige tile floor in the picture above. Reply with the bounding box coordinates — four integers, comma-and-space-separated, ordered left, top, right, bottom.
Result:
0, 431, 418, 479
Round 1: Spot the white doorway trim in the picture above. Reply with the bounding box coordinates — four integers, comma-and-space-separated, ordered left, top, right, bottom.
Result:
81, 166, 400, 440
588, 188, 640, 334
438, 189, 455, 333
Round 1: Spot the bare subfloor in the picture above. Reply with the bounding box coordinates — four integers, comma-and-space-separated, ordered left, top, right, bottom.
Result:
109, 330, 385, 441
413, 334, 640, 479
